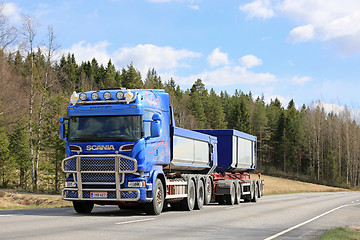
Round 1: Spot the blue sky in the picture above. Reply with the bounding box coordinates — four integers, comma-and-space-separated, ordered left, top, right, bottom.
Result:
2, 0, 360, 111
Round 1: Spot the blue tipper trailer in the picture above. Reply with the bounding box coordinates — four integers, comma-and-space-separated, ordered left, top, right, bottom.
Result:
59, 89, 263, 215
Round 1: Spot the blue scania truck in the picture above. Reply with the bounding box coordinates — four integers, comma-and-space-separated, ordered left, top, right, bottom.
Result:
59, 89, 263, 215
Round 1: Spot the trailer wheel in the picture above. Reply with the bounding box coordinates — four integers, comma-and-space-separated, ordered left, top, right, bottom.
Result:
225, 182, 236, 205
258, 182, 262, 198
145, 178, 164, 215
194, 179, 205, 210
204, 176, 212, 205
235, 181, 241, 204
251, 183, 258, 202
180, 178, 196, 211
73, 201, 94, 214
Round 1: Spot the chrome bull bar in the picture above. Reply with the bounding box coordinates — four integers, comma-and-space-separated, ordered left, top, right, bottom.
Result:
62, 154, 140, 201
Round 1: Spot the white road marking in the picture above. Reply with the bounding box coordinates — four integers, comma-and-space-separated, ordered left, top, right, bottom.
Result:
264, 203, 360, 240
115, 218, 155, 225
0, 215, 13, 217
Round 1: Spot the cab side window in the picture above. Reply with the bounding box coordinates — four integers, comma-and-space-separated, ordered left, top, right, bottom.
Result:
143, 111, 154, 138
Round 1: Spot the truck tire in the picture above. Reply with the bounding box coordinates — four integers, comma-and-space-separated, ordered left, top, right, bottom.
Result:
180, 178, 196, 211
258, 182, 262, 198
145, 178, 164, 215
235, 181, 241, 204
204, 176, 212, 205
251, 183, 258, 202
194, 179, 205, 210
225, 182, 236, 205
73, 201, 94, 214
259, 181, 264, 198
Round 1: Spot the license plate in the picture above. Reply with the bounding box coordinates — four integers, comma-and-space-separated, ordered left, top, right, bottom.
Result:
90, 192, 107, 198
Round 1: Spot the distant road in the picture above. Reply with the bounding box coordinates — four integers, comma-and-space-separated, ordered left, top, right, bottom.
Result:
0, 191, 359, 240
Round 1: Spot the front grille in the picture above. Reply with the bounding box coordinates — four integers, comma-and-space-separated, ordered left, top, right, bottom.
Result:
81, 157, 115, 171
120, 157, 136, 172
62, 154, 139, 201
121, 190, 138, 199
62, 154, 137, 173
81, 172, 118, 183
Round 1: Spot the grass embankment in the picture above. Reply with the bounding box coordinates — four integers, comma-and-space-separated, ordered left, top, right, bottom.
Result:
318, 227, 360, 240
0, 175, 348, 209
260, 175, 346, 195
0, 190, 71, 209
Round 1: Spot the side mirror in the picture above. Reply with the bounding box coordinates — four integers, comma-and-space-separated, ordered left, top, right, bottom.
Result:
59, 123, 65, 139
59, 116, 69, 139
150, 113, 161, 138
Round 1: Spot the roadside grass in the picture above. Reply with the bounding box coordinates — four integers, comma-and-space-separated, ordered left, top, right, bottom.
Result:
0, 174, 350, 209
0, 190, 71, 209
260, 175, 347, 195
318, 227, 360, 240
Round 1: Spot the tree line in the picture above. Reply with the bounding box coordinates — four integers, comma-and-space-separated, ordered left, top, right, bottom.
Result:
0, 13, 359, 193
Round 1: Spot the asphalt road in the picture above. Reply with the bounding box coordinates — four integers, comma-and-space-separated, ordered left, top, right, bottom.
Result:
0, 191, 359, 240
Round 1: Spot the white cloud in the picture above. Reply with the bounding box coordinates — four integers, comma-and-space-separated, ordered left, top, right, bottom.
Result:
190, 5, 199, 10
311, 101, 345, 115
147, 0, 172, 2
240, 0, 360, 53
1, 2, 22, 22
240, 55, 263, 68
63, 41, 112, 66
112, 44, 201, 75
287, 24, 315, 43
179, 65, 276, 86
291, 75, 311, 85
207, 48, 229, 67
63, 42, 201, 77
239, 0, 275, 20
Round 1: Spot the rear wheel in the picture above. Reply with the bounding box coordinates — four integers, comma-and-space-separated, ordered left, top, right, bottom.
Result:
180, 178, 196, 211
194, 179, 205, 210
225, 182, 236, 205
251, 183, 258, 202
204, 176, 212, 205
145, 178, 164, 215
73, 201, 94, 214
235, 182, 241, 204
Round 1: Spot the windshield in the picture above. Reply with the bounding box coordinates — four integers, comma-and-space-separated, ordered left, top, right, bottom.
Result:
68, 116, 141, 142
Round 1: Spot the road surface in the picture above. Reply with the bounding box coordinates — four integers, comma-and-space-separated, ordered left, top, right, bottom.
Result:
0, 191, 359, 240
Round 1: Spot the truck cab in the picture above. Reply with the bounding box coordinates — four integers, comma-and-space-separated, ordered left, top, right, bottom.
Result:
59, 89, 171, 214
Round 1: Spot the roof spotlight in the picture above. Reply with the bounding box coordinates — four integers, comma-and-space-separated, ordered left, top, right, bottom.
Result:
103, 91, 111, 100
91, 92, 99, 101
116, 91, 124, 100
79, 93, 87, 101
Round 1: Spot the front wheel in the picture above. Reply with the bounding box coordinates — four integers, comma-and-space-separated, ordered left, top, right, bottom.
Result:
73, 201, 94, 214
145, 178, 164, 215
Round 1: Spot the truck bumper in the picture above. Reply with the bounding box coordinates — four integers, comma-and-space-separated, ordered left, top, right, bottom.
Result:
62, 187, 147, 202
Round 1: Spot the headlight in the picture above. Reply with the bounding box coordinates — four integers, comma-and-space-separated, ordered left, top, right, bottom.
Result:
91, 92, 99, 100
103, 91, 111, 100
116, 91, 124, 100
79, 92, 87, 101
127, 181, 145, 188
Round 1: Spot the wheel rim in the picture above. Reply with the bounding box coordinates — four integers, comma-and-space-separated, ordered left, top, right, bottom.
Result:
189, 184, 195, 205
199, 184, 204, 202
156, 185, 163, 208
231, 184, 235, 204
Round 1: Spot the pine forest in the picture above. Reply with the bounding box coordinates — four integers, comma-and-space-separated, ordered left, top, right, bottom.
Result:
0, 14, 359, 193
